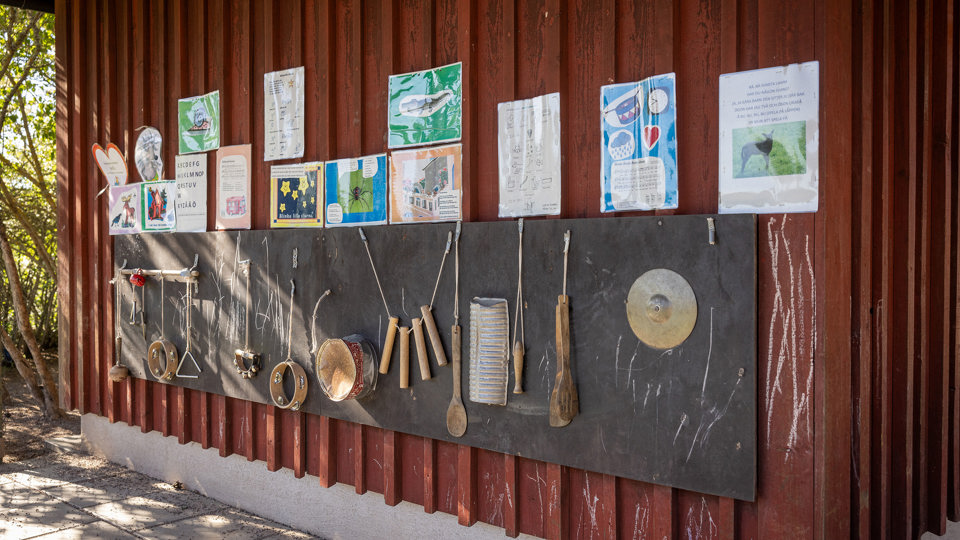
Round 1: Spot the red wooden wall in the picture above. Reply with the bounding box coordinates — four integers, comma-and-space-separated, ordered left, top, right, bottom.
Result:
53, 0, 960, 538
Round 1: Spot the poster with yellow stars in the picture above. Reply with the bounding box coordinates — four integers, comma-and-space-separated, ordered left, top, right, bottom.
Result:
269, 162, 324, 227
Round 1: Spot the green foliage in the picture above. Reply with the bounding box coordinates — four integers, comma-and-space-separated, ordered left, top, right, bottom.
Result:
0, 6, 57, 351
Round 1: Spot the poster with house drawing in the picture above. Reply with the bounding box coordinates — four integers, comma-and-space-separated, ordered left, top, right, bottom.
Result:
325, 154, 388, 227
388, 62, 462, 148
718, 61, 819, 213
108, 184, 141, 235
600, 73, 679, 212
497, 92, 562, 217
389, 144, 462, 224
140, 180, 177, 232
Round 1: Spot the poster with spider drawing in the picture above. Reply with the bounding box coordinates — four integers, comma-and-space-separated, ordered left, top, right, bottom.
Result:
389, 144, 462, 224
324, 154, 388, 227
270, 162, 324, 228
108, 184, 141, 235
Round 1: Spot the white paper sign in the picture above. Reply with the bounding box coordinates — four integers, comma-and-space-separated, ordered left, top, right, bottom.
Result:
719, 61, 819, 213
497, 92, 562, 217
264, 66, 305, 161
175, 154, 208, 232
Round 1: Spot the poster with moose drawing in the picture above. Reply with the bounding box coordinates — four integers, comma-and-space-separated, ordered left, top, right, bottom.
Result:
140, 180, 177, 232
718, 61, 819, 213
324, 154, 388, 227
108, 184, 141, 235
600, 73, 678, 212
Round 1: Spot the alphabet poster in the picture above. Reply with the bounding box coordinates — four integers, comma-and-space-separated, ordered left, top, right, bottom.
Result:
325, 154, 388, 227
108, 184, 141, 235
270, 162, 324, 228
175, 154, 207, 232
600, 73, 678, 212
388, 62, 462, 148
389, 144, 462, 223
718, 61, 819, 213
216, 144, 252, 230
497, 92, 562, 217
140, 180, 177, 232
178, 90, 221, 154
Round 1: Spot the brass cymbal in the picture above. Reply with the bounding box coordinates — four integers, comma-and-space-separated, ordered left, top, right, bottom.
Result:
626, 269, 698, 350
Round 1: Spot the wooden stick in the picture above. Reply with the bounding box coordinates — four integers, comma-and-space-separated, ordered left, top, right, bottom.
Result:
512, 341, 524, 394
412, 317, 431, 381
421, 305, 448, 366
399, 326, 410, 389
549, 295, 578, 427
379, 316, 399, 374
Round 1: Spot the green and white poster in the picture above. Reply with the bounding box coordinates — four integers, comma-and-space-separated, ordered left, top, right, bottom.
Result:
178, 90, 220, 154
388, 62, 462, 148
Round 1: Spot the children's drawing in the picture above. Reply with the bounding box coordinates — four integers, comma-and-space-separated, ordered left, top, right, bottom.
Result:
92, 143, 127, 185
270, 162, 323, 228
600, 73, 679, 212
324, 154, 388, 227
140, 180, 177, 232
389, 144, 462, 224
178, 90, 221, 154
108, 184, 141, 235
497, 92, 562, 217
388, 62, 462, 148
215, 144, 252, 229
134, 127, 163, 182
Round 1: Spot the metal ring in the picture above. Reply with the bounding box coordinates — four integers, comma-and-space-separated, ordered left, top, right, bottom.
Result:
233, 349, 261, 379
269, 361, 308, 410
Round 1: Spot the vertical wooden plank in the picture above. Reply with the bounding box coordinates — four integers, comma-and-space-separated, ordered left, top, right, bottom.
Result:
293, 411, 306, 478
504, 454, 519, 537
383, 429, 401, 505
457, 0, 477, 221
86, 0, 102, 417
718, 496, 736, 539
651, 484, 674, 540
544, 463, 565, 539
361, 0, 392, 155
244, 400, 255, 461
334, 0, 363, 158
458, 444, 477, 527
136, 378, 149, 433
199, 391, 211, 449
69, 0, 87, 416
217, 394, 231, 457
600, 474, 618, 540
266, 406, 280, 471
355, 424, 367, 494
319, 416, 338, 488
100, 0, 119, 424
54, 0, 72, 411
423, 438, 436, 511
950, 0, 960, 521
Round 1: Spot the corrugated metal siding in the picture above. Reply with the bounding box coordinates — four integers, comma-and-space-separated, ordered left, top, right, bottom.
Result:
53, 0, 960, 538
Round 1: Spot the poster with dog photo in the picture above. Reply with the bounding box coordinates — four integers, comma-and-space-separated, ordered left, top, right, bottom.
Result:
600, 73, 678, 212
718, 61, 819, 213
178, 90, 220, 154
108, 184, 141, 235
140, 180, 177, 232
325, 154, 388, 227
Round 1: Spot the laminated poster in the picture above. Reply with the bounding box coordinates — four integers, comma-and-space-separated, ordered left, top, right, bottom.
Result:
270, 162, 323, 228
216, 144, 252, 230
92, 143, 127, 186
175, 154, 208, 232
600, 73, 679, 212
497, 92, 562, 217
264, 67, 305, 161
325, 154, 388, 227
134, 127, 164, 182
108, 184, 141, 235
178, 90, 220, 154
389, 144, 462, 224
718, 61, 819, 213
141, 180, 177, 232
388, 62, 462, 148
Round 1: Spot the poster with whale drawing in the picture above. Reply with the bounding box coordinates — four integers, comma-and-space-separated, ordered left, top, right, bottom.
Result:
600, 73, 678, 212
388, 62, 462, 148
718, 61, 819, 213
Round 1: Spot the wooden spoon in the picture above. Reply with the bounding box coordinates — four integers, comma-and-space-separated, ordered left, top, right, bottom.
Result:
446, 325, 467, 437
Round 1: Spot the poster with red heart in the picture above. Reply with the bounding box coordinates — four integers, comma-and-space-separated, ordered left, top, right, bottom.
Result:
600, 73, 678, 212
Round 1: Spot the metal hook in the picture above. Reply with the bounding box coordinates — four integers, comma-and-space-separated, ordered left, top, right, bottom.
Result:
454, 220, 462, 242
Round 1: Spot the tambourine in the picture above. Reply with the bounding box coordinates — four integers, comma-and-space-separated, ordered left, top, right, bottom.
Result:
315, 335, 378, 402
147, 338, 178, 381
269, 361, 308, 410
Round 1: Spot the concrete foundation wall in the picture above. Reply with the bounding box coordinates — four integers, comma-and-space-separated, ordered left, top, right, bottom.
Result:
82, 414, 528, 539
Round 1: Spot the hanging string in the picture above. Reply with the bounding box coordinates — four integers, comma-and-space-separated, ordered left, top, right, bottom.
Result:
512, 220, 524, 349
286, 280, 295, 361
454, 223, 460, 324
429, 231, 453, 309
244, 263, 251, 350
185, 278, 192, 354
159, 276, 165, 339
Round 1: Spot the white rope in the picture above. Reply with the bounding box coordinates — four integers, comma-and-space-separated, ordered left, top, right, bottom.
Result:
359, 228, 391, 316
512, 220, 524, 348
429, 231, 453, 309
286, 280, 295, 361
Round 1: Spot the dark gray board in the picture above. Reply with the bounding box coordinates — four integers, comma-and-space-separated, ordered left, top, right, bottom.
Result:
114, 214, 757, 500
